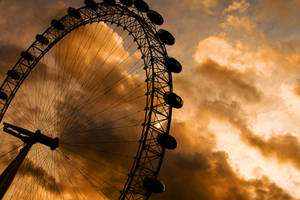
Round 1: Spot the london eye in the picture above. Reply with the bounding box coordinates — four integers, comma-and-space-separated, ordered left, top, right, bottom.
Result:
0, 0, 183, 199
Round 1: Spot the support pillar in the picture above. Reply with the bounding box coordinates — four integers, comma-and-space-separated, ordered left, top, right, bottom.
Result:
0, 143, 33, 199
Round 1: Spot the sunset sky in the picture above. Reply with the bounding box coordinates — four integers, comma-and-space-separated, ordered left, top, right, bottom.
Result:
0, 0, 300, 199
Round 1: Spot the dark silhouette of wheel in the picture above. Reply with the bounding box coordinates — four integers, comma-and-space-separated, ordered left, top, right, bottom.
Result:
0, 0, 183, 199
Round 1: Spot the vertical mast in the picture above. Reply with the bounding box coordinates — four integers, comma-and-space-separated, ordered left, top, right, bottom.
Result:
0, 143, 33, 199
0, 122, 59, 199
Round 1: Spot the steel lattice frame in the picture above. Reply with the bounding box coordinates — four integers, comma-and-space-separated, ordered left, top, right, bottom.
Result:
0, 2, 173, 200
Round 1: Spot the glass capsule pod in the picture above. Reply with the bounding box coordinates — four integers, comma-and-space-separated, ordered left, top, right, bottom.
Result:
147, 10, 164, 25
21, 51, 34, 62
84, 0, 98, 10
133, 0, 149, 12
103, 0, 116, 5
156, 29, 175, 45
120, 0, 133, 6
165, 57, 182, 73
36, 34, 49, 45
68, 7, 82, 19
143, 178, 165, 193
7, 70, 20, 80
51, 20, 64, 30
157, 133, 177, 150
164, 92, 183, 109
0, 91, 8, 100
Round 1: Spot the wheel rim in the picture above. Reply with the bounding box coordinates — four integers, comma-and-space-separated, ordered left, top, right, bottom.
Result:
0, 1, 178, 199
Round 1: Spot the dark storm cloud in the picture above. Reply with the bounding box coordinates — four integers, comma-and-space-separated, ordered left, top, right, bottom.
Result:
0, 144, 63, 197
19, 158, 63, 194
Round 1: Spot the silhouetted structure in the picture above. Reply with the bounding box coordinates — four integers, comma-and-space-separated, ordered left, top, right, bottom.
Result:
0, 0, 183, 199
0, 123, 59, 199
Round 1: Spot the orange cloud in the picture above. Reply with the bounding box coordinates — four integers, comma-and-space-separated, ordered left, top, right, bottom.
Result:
200, 99, 300, 172
223, 0, 250, 14
192, 36, 275, 75
185, 0, 218, 14
155, 120, 296, 200
194, 59, 262, 103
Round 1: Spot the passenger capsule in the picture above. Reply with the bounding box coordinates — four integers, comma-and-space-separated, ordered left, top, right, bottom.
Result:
163, 92, 183, 109
103, 0, 116, 5
35, 34, 49, 45
0, 91, 8, 100
164, 57, 182, 73
51, 20, 64, 30
7, 70, 20, 80
84, 0, 98, 10
120, 0, 133, 6
157, 133, 177, 149
68, 7, 81, 19
147, 10, 164, 25
21, 51, 34, 62
134, 0, 149, 12
143, 178, 165, 193
156, 29, 175, 45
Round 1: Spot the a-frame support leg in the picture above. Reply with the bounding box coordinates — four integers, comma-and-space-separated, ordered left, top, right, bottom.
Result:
0, 143, 33, 199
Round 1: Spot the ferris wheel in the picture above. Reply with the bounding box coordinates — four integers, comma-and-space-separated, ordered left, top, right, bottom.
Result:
0, 0, 183, 199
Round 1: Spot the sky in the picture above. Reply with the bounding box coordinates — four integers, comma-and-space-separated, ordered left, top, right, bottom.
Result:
0, 0, 300, 199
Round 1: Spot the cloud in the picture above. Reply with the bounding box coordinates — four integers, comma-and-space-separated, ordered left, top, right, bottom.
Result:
255, 0, 300, 26
223, 0, 250, 14
294, 79, 300, 97
194, 59, 262, 103
174, 52, 300, 197
155, 120, 296, 200
19, 158, 63, 194
192, 36, 273, 75
0, 0, 69, 47
193, 33, 300, 79
220, 15, 258, 35
200, 99, 300, 172
185, 0, 218, 14
216, 2, 300, 74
